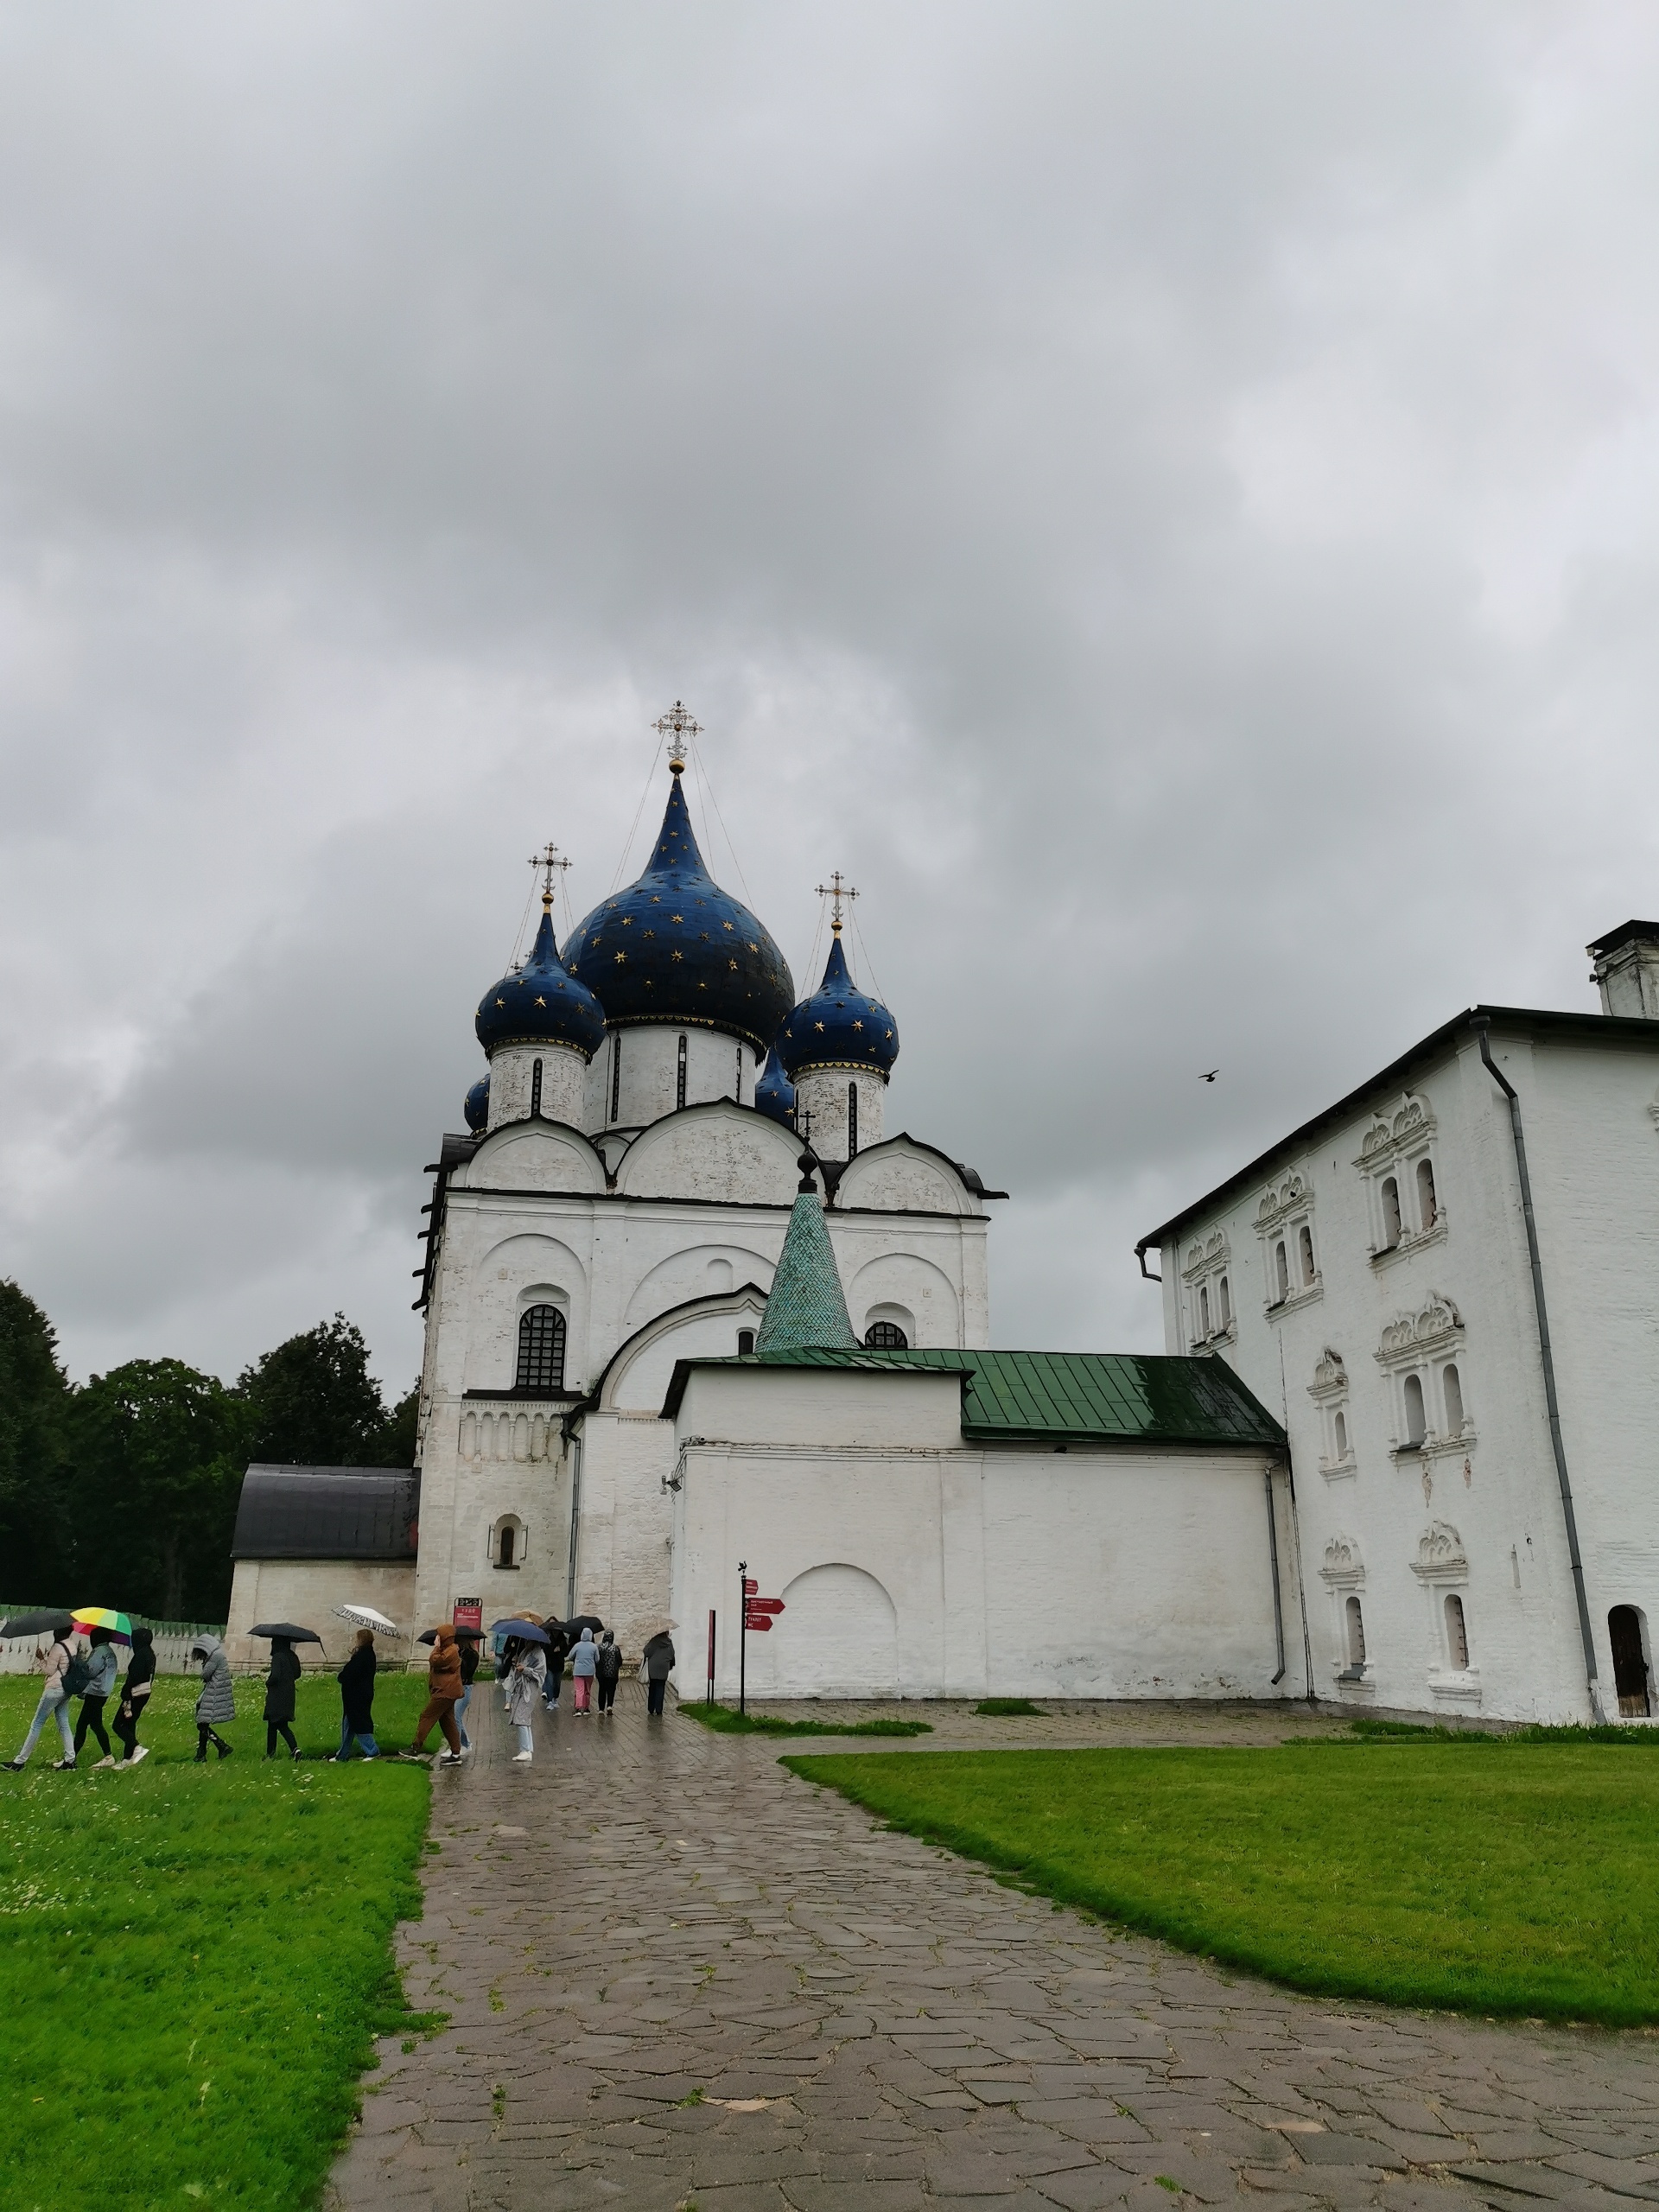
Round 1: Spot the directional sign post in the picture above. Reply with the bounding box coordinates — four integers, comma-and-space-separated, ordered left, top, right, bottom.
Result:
737, 1569, 785, 1712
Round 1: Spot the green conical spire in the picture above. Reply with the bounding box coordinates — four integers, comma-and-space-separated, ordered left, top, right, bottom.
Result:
755, 1186, 858, 1353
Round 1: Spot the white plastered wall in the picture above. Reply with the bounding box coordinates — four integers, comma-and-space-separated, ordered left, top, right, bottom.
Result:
225, 1560, 417, 1671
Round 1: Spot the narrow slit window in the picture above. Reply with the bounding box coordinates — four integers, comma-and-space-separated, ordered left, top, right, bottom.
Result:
498, 1523, 516, 1568
676, 1033, 688, 1111
1217, 1275, 1231, 1328
1333, 1409, 1348, 1459
1274, 1241, 1290, 1301
1442, 1363, 1465, 1435
1381, 1176, 1402, 1248
1198, 1284, 1211, 1338
1416, 1156, 1438, 1230
1444, 1592, 1469, 1669
735, 1045, 743, 1103
1298, 1223, 1316, 1285
1609, 1605, 1652, 1717
531, 1058, 543, 1118
848, 1081, 859, 1157
864, 1320, 908, 1348
609, 1033, 621, 1122
1402, 1372, 1427, 1446
736, 1328, 755, 1356
1344, 1594, 1366, 1668
516, 1305, 567, 1393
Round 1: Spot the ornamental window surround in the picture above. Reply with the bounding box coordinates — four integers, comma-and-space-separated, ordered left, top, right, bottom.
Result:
1410, 1520, 1480, 1704
1306, 1349, 1356, 1478
1319, 1534, 1371, 1691
516, 1303, 568, 1394
1181, 1230, 1236, 1353
1356, 1092, 1446, 1267
1375, 1292, 1475, 1471
1255, 1172, 1320, 1319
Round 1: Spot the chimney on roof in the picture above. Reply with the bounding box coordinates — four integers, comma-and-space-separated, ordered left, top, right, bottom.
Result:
1587, 921, 1659, 1020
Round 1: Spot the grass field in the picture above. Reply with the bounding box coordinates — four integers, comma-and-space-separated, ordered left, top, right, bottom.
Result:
785, 1734, 1659, 2025
680, 1699, 931, 1738
0, 1670, 435, 2212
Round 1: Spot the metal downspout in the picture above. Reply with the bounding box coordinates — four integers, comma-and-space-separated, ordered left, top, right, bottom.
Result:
1472, 1018, 1601, 1718
1264, 1462, 1287, 1685
564, 1430, 583, 1620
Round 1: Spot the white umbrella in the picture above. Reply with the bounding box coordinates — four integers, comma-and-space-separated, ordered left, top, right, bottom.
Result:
335, 1604, 401, 1635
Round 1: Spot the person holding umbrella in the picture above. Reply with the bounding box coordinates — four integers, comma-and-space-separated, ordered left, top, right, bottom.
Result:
334, 1627, 380, 1759
191, 1634, 235, 1760
541, 1616, 569, 1713
73, 1624, 120, 1767
498, 1620, 548, 1762
642, 1628, 676, 1718
263, 1635, 302, 1759
3, 1613, 81, 1770
113, 1626, 156, 1767
404, 1624, 465, 1764
454, 1630, 480, 1755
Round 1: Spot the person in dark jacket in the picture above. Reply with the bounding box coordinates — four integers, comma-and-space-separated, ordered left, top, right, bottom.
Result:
113, 1625, 156, 1767
406, 1625, 464, 1763
541, 1618, 569, 1713
454, 1632, 480, 1753
264, 1635, 302, 1759
334, 1629, 380, 1760
594, 1629, 622, 1716
643, 1630, 675, 1718
74, 1626, 119, 1766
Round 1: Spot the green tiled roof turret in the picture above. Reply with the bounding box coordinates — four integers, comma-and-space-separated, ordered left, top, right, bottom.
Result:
755, 1190, 857, 1354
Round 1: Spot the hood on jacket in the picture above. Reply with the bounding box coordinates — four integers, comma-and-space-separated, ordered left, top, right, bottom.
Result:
578, 1627, 594, 1643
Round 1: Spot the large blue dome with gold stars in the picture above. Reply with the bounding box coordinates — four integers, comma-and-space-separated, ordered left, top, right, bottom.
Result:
564, 770, 794, 1054
778, 932, 899, 1078
476, 907, 607, 1060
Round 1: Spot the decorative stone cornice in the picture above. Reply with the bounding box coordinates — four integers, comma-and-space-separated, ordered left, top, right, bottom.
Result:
1375, 1291, 1464, 1373
1255, 1171, 1313, 1237
1410, 1519, 1469, 1581
1354, 1092, 1436, 1175
1182, 1230, 1231, 1284
1307, 1349, 1349, 1403
1320, 1535, 1364, 1586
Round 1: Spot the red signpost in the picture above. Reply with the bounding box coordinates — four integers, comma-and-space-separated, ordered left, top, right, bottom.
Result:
706, 1608, 716, 1706
739, 1563, 785, 1708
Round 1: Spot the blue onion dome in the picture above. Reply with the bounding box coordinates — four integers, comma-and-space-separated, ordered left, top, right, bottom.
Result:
463, 1074, 490, 1132
475, 906, 607, 1059
754, 1046, 796, 1125
778, 931, 899, 1078
563, 769, 794, 1053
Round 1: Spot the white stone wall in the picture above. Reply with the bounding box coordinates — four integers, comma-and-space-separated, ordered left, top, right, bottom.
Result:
667, 1367, 1292, 1701
225, 1558, 418, 1670
1155, 1021, 1659, 1725
486, 1039, 588, 1130
793, 1066, 887, 1161
584, 1026, 756, 1132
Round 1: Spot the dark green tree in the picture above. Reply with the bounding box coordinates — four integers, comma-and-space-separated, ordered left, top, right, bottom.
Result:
236, 1313, 399, 1466
68, 1358, 249, 1620
0, 1280, 73, 1598
375, 1382, 421, 1468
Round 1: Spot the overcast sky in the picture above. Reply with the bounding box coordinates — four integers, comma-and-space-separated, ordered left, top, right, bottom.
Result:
3, 3, 1658, 1394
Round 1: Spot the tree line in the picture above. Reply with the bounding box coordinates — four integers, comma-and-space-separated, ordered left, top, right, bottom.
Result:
0, 1281, 417, 1624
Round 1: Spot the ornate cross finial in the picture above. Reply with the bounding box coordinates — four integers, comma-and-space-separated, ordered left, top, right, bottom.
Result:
530, 841, 572, 910
814, 870, 859, 934
653, 700, 702, 774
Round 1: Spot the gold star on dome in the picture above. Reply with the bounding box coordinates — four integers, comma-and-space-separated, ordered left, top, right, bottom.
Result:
613, 952, 626, 964
722, 921, 734, 931
728, 958, 738, 970
747, 941, 758, 951
671, 914, 683, 923
644, 929, 655, 938
853, 1020, 863, 1030
814, 1020, 825, 1031
495, 998, 505, 1008
671, 950, 683, 963
620, 916, 632, 926
534, 996, 547, 1007
697, 981, 708, 990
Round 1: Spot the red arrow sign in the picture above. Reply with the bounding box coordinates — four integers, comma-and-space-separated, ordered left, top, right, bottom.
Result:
743, 1615, 773, 1631
746, 1598, 785, 1615
743, 1578, 758, 1596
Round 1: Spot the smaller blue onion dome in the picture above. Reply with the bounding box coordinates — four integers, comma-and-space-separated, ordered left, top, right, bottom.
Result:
475, 906, 606, 1060
754, 1046, 796, 1125
463, 1074, 490, 1132
778, 933, 899, 1079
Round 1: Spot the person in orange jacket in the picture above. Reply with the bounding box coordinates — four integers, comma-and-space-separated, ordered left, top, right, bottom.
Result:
406, 1624, 464, 1764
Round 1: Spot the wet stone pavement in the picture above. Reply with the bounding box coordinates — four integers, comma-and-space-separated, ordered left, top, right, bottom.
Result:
327, 1688, 1659, 2212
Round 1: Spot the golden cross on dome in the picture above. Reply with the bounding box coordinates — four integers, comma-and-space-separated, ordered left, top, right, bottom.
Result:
653, 700, 702, 774
814, 870, 859, 934
529, 842, 572, 910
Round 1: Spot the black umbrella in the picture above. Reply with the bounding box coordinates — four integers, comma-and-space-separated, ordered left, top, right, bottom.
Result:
491, 1618, 551, 1643
2, 1609, 75, 1638
416, 1627, 483, 1645
249, 1623, 323, 1643
565, 1615, 605, 1637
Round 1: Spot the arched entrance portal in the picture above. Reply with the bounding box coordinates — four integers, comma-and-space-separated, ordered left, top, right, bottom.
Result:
769, 1564, 899, 1697
1609, 1606, 1652, 1719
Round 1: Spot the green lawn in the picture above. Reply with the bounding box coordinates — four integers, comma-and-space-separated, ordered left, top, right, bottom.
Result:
679, 1699, 931, 1738
0, 1670, 435, 2212
784, 1736, 1659, 2025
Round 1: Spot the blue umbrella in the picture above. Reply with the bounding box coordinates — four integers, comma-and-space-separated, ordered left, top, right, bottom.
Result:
491, 1618, 551, 1643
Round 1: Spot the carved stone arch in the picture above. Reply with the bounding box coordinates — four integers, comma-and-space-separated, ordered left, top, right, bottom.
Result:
460, 1121, 607, 1194
835, 1135, 978, 1217
612, 1097, 801, 1205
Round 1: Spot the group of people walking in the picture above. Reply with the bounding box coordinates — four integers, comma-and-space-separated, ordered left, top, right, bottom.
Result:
6, 1610, 675, 1770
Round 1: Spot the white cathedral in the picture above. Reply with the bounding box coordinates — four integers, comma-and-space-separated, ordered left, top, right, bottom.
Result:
227, 724, 1659, 1726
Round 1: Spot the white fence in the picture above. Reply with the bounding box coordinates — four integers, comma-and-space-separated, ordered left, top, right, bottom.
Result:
0, 1630, 224, 1677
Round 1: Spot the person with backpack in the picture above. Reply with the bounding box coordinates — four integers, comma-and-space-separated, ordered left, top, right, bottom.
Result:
594, 1629, 622, 1716
4, 1625, 83, 1770
73, 1626, 119, 1767
191, 1635, 235, 1760
113, 1626, 156, 1767
454, 1631, 480, 1754
264, 1634, 302, 1759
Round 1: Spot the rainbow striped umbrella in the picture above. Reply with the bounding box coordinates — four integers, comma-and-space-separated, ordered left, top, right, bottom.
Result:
73, 1607, 133, 1643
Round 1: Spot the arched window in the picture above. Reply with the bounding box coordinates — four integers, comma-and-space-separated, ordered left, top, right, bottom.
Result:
864, 1321, 908, 1349
1381, 1177, 1402, 1248
1298, 1223, 1316, 1285
1274, 1241, 1290, 1301
736, 1328, 756, 1357
1344, 1594, 1366, 1668
516, 1305, 567, 1393
531, 1058, 543, 1117
734, 1045, 743, 1103
1610, 1605, 1652, 1717
1416, 1156, 1438, 1230
677, 1033, 688, 1111
609, 1033, 621, 1122
1217, 1275, 1231, 1328
498, 1522, 517, 1568
1444, 1593, 1469, 1669
1442, 1363, 1465, 1435
848, 1082, 859, 1158
1402, 1372, 1427, 1446
1333, 1409, 1348, 1459
1198, 1285, 1211, 1338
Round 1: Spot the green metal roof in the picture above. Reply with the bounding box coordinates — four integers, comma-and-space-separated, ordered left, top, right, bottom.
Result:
662, 1344, 1284, 1447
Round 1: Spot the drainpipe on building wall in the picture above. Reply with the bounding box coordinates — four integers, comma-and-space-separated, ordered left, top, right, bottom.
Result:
1471, 1017, 1603, 1719
564, 1432, 582, 1620
1263, 1463, 1287, 1685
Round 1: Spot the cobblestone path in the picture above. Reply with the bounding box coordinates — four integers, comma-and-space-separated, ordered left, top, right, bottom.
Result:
327, 1688, 1659, 2212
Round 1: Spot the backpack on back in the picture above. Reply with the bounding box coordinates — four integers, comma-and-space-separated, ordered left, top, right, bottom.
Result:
61, 1651, 92, 1696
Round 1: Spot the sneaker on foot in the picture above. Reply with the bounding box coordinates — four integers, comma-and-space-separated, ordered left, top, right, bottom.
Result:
130, 1745, 149, 1764
439, 1751, 464, 1765
53, 1759, 76, 1770
92, 1756, 116, 1770
510, 1750, 533, 1763
4, 1758, 26, 1770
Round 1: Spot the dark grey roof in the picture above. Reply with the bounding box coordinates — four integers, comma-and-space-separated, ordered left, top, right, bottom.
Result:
232, 1465, 420, 1562
1586, 919, 1659, 957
